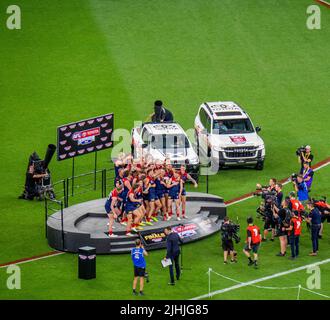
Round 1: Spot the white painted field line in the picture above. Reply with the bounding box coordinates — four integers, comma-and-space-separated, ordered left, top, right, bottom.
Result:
190, 258, 330, 300
0, 252, 65, 269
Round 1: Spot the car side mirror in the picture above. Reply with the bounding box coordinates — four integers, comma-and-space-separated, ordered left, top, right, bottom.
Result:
255, 126, 261, 132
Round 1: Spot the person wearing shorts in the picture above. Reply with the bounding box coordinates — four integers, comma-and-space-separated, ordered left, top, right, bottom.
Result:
131, 239, 148, 296
125, 185, 142, 236
243, 217, 261, 268
155, 169, 168, 221
179, 165, 198, 219
167, 171, 182, 220
105, 180, 123, 237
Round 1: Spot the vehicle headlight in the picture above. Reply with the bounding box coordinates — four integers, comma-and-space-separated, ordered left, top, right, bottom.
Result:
258, 144, 265, 150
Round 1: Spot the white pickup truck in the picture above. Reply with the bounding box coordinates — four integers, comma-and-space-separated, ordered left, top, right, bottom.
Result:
194, 101, 266, 170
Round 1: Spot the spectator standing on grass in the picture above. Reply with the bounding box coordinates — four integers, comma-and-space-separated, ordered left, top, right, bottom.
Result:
131, 239, 148, 296
243, 217, 261, 269
300, 162, 314, 192
164, 226, 182, 286
306, 201, 322, 256
285, 211, 302, 260
293, 175, 309, 205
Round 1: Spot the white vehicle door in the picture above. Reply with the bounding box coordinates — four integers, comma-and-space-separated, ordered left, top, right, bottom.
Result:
196, 107, 211, 154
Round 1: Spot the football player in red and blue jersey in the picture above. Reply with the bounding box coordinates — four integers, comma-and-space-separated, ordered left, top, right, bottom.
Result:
179, 165, 198, 219
105, 180, 123, 237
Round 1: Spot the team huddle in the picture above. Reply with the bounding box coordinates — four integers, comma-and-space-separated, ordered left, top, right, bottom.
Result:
105, 153, 198, 237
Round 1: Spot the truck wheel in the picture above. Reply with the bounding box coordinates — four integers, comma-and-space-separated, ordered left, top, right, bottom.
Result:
255, 160, 264, 170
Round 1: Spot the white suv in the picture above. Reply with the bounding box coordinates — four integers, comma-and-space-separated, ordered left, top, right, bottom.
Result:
194, 101, 265, 170
131, 122, 200, 176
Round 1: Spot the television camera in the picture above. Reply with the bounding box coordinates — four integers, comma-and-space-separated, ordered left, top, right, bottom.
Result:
220, 220, 241, 244
19, 144, 56, 201
254, 186, 277, 221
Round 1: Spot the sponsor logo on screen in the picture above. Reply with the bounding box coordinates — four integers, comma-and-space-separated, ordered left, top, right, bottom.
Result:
172, 223, 198, 238
72, 127, 100, 146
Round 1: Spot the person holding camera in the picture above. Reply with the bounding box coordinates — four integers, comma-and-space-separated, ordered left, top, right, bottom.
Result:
243, 217, 261, 268
297, 145, 313, 171
164, 226, 182, 285
220, 216, 238, 264
300, 162, 314, 192
275, 183, 283, 208
273, 198, 291, 257
131, 239, 148, 296
306, 201, 322, 256
293, 175, 309, 204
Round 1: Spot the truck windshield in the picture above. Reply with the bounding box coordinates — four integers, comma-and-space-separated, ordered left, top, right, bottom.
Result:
150, 134, 190, 149
213, 119, 254, 134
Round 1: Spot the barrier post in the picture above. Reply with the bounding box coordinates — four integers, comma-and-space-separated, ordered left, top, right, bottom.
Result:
60, 200, 65, 251
62, 180, 66, 207
94, 151, 97, 190
66, 178, 70, 207
104, 169, 107, 197
71, 157, 75, 196
44, 197, 48, 238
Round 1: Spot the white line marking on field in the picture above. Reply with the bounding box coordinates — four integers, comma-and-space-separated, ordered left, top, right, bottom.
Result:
191, 258, 330, 300
0, 252, 65, 269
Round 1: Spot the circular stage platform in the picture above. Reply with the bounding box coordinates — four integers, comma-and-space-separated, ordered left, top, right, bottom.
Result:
47, 192, 226, 254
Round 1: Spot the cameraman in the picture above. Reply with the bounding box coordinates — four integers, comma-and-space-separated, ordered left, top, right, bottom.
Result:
275, 183, 283, 208
273, 199, 291, 257
298, 145, 313, 171
293, 175, 309, 204
131, 239, 148, 296
220, 216, 238, 264
300, 162, 314, 192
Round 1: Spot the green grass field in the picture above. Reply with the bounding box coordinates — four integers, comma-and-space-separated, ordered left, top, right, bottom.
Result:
0, 0, 329, 300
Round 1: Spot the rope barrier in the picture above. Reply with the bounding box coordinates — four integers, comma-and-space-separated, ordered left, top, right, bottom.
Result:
206, 268, 330, 300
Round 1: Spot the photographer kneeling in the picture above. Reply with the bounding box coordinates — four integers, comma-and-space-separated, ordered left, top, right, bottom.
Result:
220, 216, 239, 264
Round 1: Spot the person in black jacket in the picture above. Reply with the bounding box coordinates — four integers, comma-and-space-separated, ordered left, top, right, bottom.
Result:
151, 100, 174, 123
164, 226, 182, 285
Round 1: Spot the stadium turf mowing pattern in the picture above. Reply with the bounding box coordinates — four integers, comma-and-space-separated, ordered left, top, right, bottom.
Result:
0, 0, 329, 299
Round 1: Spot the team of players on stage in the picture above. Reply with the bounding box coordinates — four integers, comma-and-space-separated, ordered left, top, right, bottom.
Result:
105, 153, 198, 237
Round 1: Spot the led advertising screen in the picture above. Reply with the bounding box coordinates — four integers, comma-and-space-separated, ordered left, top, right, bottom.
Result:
57, 113, 114, 161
